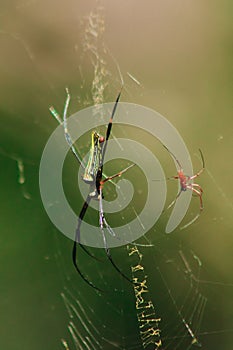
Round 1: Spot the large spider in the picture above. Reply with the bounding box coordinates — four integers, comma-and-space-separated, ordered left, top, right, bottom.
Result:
49, 87, 134, 291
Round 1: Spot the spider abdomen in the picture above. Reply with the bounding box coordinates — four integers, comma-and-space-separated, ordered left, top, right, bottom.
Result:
179, 171, 187, 191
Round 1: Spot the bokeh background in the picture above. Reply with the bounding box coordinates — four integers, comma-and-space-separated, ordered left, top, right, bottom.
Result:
1, 1, 232, 349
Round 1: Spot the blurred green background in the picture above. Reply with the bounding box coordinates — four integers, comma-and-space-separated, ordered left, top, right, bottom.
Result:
1, 1, 233, 349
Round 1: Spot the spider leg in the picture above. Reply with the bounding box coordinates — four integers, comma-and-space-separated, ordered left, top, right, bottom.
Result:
100, 188, 152, 248
180, 185, 203, 230
189, 149, 205, 180
99, 187, 132, 284
72, 245, 104, 292
171, 176, 179, 180
191, 183, 203, 193
188, 185, 203, 211
189, 170, 204, 180
101, 87, 123, 165
102, 163, 135, 190
101, 163, 135, 184
152, 176, 179, 182
49, 88, 84, 168
166, 189, 182, 211
105, 87, 123, 142
72, 195, 104, 292
99, 186, 116, 238
163, 145, 183, 170
74, 194, 102, 261
49, 106, 62, 124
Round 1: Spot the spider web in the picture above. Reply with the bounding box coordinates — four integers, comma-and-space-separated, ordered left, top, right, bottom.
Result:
1, 1, 233, 350
51, 4, 233, 350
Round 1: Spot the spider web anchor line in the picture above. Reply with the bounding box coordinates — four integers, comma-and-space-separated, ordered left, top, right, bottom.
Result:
128, 245, 162, 350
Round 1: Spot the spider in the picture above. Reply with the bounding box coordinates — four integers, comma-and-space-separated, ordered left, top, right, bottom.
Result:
49, 87, 134, 291
164, 145, 205, 229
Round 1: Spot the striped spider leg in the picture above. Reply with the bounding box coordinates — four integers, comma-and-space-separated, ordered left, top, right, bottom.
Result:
50, 87, 134, 291
164, 145, 205, 229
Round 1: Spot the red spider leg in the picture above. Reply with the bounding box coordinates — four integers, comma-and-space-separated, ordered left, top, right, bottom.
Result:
186, 149, 205, 214
163, 146, 189, 208
164, 171, 185, 210
164, 147, 205, 219
153, 176, 183, 211
191, 183, 203, 193
187, 185, 204, 211
163, 145, 183, 170
166, 189, 182, 211
189, 149, 205, 180
180, 185, 203, 230
189, 170, 204, 180
99, 187, 132, 284
189, 169, 204, 180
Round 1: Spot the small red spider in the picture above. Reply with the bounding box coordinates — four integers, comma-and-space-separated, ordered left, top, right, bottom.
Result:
164, 146, 205, 229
